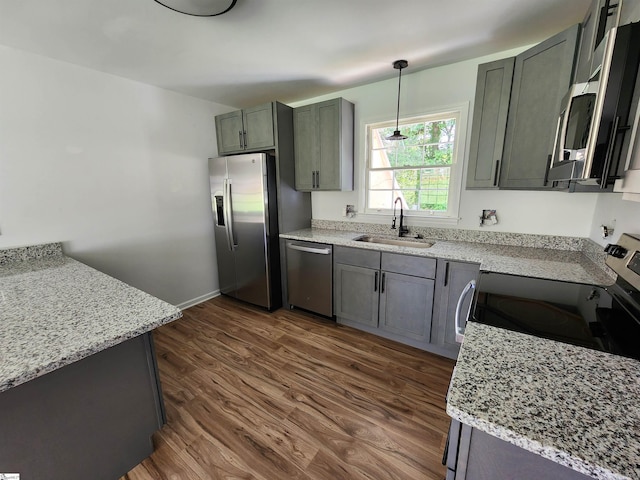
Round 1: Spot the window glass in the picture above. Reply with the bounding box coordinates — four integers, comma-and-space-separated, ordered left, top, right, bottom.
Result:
366, 111, 462, 217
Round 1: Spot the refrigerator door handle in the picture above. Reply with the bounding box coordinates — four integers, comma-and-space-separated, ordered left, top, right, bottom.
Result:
223, 178, 236, 250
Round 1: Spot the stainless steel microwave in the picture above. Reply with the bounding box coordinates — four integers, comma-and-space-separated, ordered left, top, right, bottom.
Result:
547, 22, 640, 188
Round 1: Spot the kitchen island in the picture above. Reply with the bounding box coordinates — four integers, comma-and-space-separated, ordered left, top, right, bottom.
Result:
447, 321, 640, 480
0, 243, 182, 479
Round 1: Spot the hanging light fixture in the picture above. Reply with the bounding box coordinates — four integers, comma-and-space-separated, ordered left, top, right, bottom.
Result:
153, 0, 237, 17
387, 59, 409, 141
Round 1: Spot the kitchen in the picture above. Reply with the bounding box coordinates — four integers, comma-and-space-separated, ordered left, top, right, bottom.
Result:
1, 0, 640, 478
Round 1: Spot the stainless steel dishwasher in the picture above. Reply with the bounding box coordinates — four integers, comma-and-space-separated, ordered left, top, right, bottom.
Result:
286, 240, 333, 317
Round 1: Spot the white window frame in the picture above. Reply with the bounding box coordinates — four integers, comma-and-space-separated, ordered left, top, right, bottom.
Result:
362, 102, 468, 226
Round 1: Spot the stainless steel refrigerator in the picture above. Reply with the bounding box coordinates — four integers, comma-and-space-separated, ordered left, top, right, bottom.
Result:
209, 153, 281, 310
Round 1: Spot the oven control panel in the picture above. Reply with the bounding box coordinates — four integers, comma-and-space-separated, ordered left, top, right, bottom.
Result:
605, 233, 640, 291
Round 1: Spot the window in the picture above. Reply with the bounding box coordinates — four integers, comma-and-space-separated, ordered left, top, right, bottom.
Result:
365, 107, 466, 221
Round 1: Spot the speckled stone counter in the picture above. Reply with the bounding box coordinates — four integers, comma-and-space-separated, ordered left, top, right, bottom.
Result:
281, 228, 614, 286
0, 243, 182, 393
447, 322, 640, 480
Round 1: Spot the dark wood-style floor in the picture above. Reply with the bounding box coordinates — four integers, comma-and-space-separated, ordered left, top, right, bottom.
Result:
121, 296, 456, 480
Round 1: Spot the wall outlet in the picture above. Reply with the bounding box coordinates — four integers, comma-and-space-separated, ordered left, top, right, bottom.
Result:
345, 205, 356, 218
480, 209, 498, 227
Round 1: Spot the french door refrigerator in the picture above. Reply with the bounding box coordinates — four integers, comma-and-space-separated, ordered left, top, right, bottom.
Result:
209, 153, 281, 310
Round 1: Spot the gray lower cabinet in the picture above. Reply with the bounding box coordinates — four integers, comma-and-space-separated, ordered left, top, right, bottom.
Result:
0, 333, 164, 480
500, 24, 579, 189
334, 262, 380, 327
294, 97, 354, 191
432, 260, 480, 358
215, 102, 276, 154
334, 246, 436, 348
446, 420, 592, 479
379, 272, 434, 342
466, 58, 515, 189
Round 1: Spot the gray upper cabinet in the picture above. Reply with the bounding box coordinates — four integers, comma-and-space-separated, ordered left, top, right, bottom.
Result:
215, 102, 275, 155
432, 260, 479, 357
466, 58, 515, 189
294, 98, 354, 191
500, 24, 579, 189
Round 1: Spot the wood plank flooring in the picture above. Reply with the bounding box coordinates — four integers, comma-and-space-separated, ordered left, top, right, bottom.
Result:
121, 296, 456, 480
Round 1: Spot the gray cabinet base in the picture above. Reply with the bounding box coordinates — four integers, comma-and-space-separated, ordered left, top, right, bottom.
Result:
0, 332, 165, 480
336, 316, 459, 359
447, 420, 593, 480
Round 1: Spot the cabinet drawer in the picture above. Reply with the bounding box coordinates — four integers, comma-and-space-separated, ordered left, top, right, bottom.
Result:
334, 246, 380, 269
382, 253, 436, 278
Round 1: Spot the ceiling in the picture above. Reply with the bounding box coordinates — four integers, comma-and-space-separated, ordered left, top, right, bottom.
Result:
0, 0, 591, 108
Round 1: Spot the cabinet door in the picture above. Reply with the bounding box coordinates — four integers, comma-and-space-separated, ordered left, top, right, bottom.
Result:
293, 104, 316, 191
334, 263, 379, 327
433, 260, 479, 351
500, 24, 579, 189
460, 425, 594, 480
379, 272, 434, 342
466, 58, 515, 189
215, 110, 244, 154
317, 99, 341, 190
243, 103, 275, 151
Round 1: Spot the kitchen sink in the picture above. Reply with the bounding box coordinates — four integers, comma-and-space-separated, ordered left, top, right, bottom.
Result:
354, 235, 434, 248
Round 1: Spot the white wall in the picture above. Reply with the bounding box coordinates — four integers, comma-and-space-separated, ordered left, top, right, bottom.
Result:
291, 48, 600, 237
0, 45, 233, 307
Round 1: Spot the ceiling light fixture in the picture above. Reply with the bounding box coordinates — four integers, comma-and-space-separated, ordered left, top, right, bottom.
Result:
153, 0, 237, 17
387, 59, 409, 141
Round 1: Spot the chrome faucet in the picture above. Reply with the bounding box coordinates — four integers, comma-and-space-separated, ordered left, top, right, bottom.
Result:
391, 197, 409, 237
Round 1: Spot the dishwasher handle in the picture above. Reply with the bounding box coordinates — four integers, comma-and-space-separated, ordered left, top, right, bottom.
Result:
286, 243, 332, 255
454, 279, 476, 344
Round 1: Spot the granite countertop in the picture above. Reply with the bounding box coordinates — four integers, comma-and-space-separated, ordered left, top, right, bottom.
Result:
447, 322, 640, 480
0, 243, 182, 393
281, 228, 614, 286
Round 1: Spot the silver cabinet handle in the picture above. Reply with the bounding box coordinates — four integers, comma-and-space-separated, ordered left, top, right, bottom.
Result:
243, 130, 248, 149
455, 279, 476, 343
238, 130, 244, 149
286, 243, 331, 255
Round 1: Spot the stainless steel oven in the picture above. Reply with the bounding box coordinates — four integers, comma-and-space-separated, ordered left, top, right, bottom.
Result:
456, 233, 640, 361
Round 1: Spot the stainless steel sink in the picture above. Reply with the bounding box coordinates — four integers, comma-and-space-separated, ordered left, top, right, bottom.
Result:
354, 235, 434, 248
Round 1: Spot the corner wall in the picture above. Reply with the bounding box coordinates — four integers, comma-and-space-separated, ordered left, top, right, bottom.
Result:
0, 45, 233, 306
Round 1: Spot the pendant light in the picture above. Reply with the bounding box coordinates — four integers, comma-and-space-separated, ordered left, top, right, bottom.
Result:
153, 0, 237, 16
387, 59, 409, 141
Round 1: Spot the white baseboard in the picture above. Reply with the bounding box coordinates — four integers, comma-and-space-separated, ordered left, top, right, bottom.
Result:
176, 290, 220, 310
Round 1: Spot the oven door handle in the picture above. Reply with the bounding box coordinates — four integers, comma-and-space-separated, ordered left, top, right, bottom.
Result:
455, 279, 476, 343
